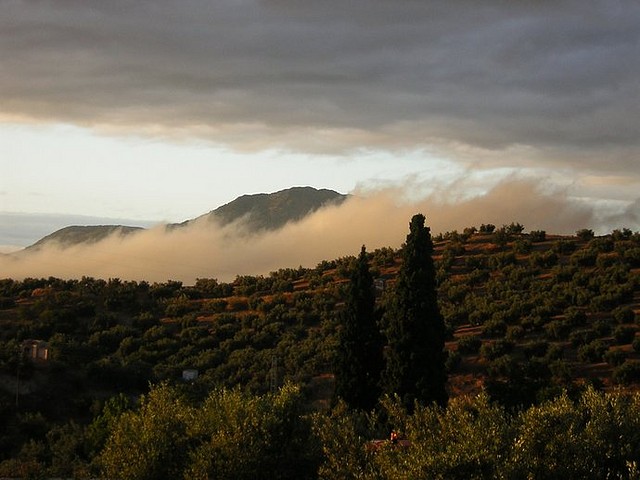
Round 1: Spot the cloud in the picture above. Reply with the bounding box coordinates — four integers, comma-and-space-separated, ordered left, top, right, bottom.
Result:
1, 1, 639, 174
2, 177, 635, 284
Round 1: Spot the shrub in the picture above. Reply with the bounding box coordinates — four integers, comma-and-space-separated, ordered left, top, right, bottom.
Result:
588, 237, 614, 253
506, 325, 525, 342
564, 307, 587, 327
570, 249, 597, 267
612, 305, 635, 324
592, 319, 612, 337
480, 340, 514, 361
613, 361, 640, 385
457, 335, 482, 355
479, 223, 496, 234
545, 344, 564, 361
512, 239, 532, 254
596, 253, 620, 268
577, 340, 607, 363
544, 320, 570, 340
523, 341, 549, 360
489, 252, 516, 269
488, 354, 518, 378
613, 325, 636, 345
570, 329, 597, 347
576, 228, 595, 241
552, 239, 577, 255
445, 350, 461, 372
483, 318, 507, 338
529, 230, 546, 242
604, 349, 626, 367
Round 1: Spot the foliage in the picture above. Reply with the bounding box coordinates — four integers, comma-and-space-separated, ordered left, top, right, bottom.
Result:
315, 388, 640, 480
382, 214, 447, 410
334, 246, 384, 411
99, 383, 317, 480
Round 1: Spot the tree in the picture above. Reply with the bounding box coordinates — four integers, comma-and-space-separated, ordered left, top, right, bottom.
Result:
334, 246, 384, 411
98, 384, 192, 480
382, 214, 448, 410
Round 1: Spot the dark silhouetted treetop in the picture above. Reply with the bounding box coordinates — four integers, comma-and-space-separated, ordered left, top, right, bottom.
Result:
334, 245, 383, 411
382, 214, 448, 410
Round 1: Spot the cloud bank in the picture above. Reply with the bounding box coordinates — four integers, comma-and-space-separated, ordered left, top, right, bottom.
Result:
2, 178, 635, 284
2, 0, 639, 176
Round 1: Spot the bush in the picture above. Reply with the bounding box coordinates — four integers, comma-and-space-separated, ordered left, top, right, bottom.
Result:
523, 341, 549, 360
506, 325, 525, 342
570, 249, 597, 267
512, 240, 532, 254
604, 349, 626, 367
564, 307, 587, 327
592, 319, 612, 337
552, 239, 577, 255
480, 340, 514, 361
479, 223, 496, 234
570, 329, 597, 347
528, 230, 546, 242
457, 335, 482, 355
612, 305, 635, 324
596, 253, 620, 268
445, 350, 461, 373
613, 325, 636, 345
613, 361, 640, 385
544, 320, 570, 340
577, 340, 607, 363
576, 228, 595, 241
483, 318, 507, 338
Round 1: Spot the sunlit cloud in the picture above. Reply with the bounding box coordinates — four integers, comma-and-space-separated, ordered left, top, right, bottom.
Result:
3, 177, 635, 284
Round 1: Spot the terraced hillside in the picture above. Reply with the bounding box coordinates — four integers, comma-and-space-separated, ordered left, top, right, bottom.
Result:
2, 224, 638, 413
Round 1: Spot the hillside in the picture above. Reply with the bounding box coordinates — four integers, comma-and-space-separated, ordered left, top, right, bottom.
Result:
185, 186, 348, 232
0, 223, 639, 473
26, 225, 143, 251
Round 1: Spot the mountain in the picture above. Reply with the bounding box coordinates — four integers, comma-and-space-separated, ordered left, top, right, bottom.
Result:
26, 225, 144, 251
184, 186, 347, 232
24, 187, 347, 250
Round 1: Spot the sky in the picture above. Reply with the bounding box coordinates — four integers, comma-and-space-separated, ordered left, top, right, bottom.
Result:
1, 0, 639, 280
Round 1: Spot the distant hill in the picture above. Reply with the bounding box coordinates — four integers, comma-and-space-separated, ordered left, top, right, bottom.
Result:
183, 186, 348, 232
26, 225, 144, 251
24, 187, 347, 250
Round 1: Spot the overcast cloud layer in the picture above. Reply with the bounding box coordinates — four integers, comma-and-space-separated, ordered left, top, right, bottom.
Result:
2, 0, 640, 175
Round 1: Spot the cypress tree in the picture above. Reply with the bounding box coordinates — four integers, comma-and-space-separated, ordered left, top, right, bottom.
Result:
382, 214, 448, 410
334, 245, 384, 410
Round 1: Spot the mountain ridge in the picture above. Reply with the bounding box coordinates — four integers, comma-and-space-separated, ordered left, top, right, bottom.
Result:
23, 187, 347, 251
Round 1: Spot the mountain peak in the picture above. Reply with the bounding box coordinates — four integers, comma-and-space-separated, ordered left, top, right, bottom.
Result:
24, 187, 349, 250
195, 186, 348, 232
26, 225, 143, 251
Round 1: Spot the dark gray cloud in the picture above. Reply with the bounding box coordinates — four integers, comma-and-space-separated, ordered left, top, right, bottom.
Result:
2, 0, 639, 173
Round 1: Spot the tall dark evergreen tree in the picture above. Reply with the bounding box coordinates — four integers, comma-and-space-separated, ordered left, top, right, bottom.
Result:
334, 245, 384, 410
382, 214, 448, 410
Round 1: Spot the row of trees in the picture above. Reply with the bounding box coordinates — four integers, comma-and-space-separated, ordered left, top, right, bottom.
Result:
335, 214, 447, 412
8, 382, 639, 479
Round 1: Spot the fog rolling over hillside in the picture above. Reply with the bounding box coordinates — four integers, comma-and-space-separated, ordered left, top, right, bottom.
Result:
1, 178, 637, 284
22, 187, 347, 251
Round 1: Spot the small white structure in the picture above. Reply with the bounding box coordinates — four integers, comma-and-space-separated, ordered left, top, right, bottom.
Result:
23, 339, 49, 362
182, 369, 199, 381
